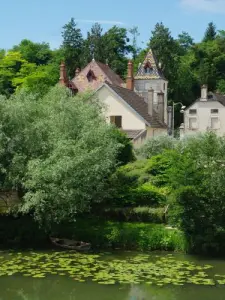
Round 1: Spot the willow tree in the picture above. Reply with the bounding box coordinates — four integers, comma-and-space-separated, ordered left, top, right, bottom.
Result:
0, 86, 125, 225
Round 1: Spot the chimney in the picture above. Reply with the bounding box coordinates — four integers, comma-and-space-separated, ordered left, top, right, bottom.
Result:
201, 84, 208, 101
75, 68, 80, 77
157, 92, 164, 122
59, 62, 67, 86
147, 88, 154, 116
126, 60, 134, 90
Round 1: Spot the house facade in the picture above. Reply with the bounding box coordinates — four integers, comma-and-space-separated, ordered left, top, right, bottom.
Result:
181, 85, 225, 136
59, 49, 168, 145
96, 82, 167, 146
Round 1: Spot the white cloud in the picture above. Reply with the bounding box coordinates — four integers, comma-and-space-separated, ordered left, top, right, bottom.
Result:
76, 19, 125, 25
180, 0, 225, 13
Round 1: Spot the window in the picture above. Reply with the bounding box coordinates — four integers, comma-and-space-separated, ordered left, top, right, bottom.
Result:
87, 70, 96, 82
110, 116, 122, 128
189, 109, 197, 114
211, 117, 219, 129
211, 109, 219, 114
189, 117, 197, 129
144, 62, 152, 74
163, 83, 166, 91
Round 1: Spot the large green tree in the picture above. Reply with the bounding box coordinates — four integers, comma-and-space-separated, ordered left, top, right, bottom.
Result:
13, 39, 52, 65
0, 51, 27, 96
61, 18, 83, 78
103, 26, 132, 77
0, 86, 128, 225
203, 22, 217, 42
81, 23, 105, 66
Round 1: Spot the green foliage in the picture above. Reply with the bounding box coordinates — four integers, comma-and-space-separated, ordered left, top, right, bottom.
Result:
130, 183, 166, 207
13, 39, 52, 65
0, 86, 123, 226
54, 219, 187, 252
178, 31, 194, 52
106, 159, 167, 207
136, 135, 177, 159
101, 207, 165, 223
140, 132, 225, 254
110, 128, 135, 165
129, 26, 141, 59
102, 26, 132, 78
81, 23, 105, 65
61, 18, 83, 78
203, 22, 217, 42
0, 214, 47, 247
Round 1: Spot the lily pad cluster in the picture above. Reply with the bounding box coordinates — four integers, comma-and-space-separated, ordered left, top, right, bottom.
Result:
0, 251, 222, 286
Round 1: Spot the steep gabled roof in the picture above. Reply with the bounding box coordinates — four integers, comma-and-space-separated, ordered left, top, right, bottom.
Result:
105, 83, 167, 128
72, 60, 124, 92
135, 48, 165, 80
95, 61, 124, 87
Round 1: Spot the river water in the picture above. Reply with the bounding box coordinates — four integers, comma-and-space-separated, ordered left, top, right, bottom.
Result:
0, 250, 225, 300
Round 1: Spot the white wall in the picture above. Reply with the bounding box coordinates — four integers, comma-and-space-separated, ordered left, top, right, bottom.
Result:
183, 101, 225, 136
97, 86, 146, 130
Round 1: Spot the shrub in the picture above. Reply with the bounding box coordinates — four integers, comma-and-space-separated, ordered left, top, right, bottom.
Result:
111, 128, 135, 165
136, 135, 177, 159
129, 183, 167, 207
105, 160, 166, 207
53, 219, 187, 252
101, 207, 165, 223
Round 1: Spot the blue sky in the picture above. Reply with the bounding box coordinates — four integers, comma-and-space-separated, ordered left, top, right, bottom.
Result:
1, 0, 225, 50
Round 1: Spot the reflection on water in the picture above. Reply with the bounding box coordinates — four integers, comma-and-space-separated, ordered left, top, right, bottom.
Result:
0, 251, 225, 300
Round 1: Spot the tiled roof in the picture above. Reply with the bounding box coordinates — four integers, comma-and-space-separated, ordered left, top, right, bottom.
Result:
107, 83, 167, 128
72, 60, 124, 92
135, 49, 165, 80
96, 61, 124, 87
122, 129, 146, 140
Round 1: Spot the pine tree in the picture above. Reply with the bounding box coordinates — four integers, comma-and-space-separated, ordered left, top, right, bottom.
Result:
61, 18, 83, 78
203, 22, 217, 42
81, 23, 105, 66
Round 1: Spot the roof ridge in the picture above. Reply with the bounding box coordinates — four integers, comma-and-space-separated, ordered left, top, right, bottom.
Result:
107, 82, 146, 101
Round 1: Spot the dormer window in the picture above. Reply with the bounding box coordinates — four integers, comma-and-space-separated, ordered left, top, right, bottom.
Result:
87, 70, 96, 82
144, 62, 153, 74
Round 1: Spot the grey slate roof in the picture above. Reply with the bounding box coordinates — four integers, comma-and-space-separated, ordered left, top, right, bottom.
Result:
195, 92, 225, 106
107, 83, 167, 128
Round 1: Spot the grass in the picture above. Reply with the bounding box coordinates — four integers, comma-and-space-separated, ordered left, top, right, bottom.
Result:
53, 218, 188, 252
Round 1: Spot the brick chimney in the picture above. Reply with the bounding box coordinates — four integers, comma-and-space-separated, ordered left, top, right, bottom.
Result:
75, 68, 80, 77
201, 84, 208, 101
126, 60, 134, 90
148, 88, 154, 116
59, 62, 67, 86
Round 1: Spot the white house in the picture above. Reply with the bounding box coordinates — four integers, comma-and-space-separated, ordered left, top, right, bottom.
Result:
96, 49, 168, 146
96, 82, 167, 146
181, 85, 225, 136
59, 48, 169, 145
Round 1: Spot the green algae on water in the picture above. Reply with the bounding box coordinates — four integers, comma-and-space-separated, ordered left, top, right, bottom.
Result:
0, 251, 219, 286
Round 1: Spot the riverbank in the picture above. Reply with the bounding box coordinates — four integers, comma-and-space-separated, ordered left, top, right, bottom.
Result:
0, 215, 187, 252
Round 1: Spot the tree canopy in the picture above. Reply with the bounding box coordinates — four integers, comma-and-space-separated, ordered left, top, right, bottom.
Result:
0, 86, 131, 225
1, 19, 225, 126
